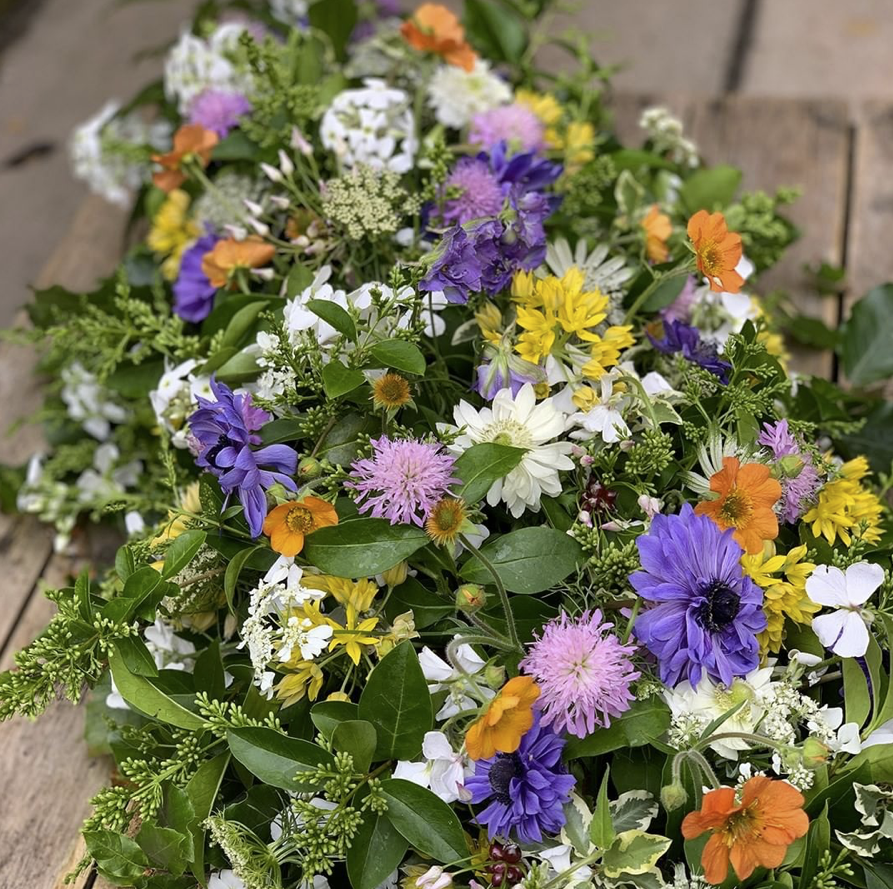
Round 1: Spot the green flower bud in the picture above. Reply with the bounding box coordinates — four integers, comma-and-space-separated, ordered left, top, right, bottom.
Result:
298, 456, 323, 480
456, 583, 486, 613
660, 781, 689, 812
483, 664, 506, 690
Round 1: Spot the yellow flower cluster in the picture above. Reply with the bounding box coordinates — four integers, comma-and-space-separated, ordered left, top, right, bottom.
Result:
803, 456, 884, 546
147, 189, 200, 280
741, 544, 817, 655
516, 89, 595, 171
512, 268, 634, 379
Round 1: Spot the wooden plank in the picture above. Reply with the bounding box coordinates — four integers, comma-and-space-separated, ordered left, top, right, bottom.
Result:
609, 93, 850, 379
844, 101, 893, 317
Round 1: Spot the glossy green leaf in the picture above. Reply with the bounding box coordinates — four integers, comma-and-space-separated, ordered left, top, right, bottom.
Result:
359, 641, 432, 760
322, 360, 365, 398
137, 824, 191, 876
224, 545, 262, 613
679, 165, 741, 213
368, 339, 426, 376
310, 700, 360, 739
185, 753, 229, 883
454, 443, 526, 505
221, 301, 267, 349
566, 698, 671, 759
460, 526, 583, 594
307, 298, 357, 341
115, 636, 158, 677
84, 830, 150, 883
332, 720, 377, 773
303, 518, 429, 576
840, 284, 893, 385
590, 767, 615, 849
162, 530, 207, 579
227, 727, 334, 792
463, 0, 527, 63
308, 0, 358, 61
347, 808, 408, 889
379, 778, 467, 863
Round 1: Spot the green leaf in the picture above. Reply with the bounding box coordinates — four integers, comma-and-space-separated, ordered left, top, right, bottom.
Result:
220, 301, 267, 349
840, 284, 893, 385
800, 803, 831, 889
332, 720, 378, 773
459, 526, 583, 594
844, 655, 872, 728
137, 824, 191, 876
226, 727, 334, 792
211, 130, 262, 161
786, 314, 839, 351
379, 778, 468, 863
317, 412, 377, 465
109, 650, 207, 731
106, 358, 165, 398
310, 700, 360, 739
115, 636, 158, 677
463, 0, 527, 63
185, 753, 229, 884
602, 829, 671, 878
679, 165, 742, 213
215, 349, 260, 385
286, 263, 314, 297
306, 298, 357, 341
162, 530, 207, 579
590, 767, 615, 850
565, 698, 671, 759
84, 830, 150, 883
115, 545, 136, 581
358, 641, 432, 760
611, 791, 659, 834
303, 518, 429, 576
385, 577, 453, 630
454, 443, 526, 504
347, 808, 408, 889
308, 0, 358, 61
641, 274, 687, 312
369, 339, 426, 376
224, 545, 263, 612
322, 360, 366, 398
260, 416, 304, 445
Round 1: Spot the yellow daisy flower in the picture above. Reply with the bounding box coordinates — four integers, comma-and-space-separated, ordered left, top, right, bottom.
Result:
275, 661, 324, 707
147, 189, 200, 280
803, 457, 884, 546
326, 605, 380, 665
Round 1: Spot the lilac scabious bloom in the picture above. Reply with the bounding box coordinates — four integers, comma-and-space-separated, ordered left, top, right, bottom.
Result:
520, 610, 640, 738
648, 319, 732, 384
440, 157, 504, 226
466, 715, 576, 843
346, 436, 460, 526
630, 504, 766, 687
188, 378, 298, 537
470, 103, 545, 153
758, 419, 821, 523
174, 232, 220, 322
189, 88, 252, 138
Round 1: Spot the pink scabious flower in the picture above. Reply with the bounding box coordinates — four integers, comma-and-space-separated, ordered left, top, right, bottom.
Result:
757, 419, 821, 523
469, 103, 545, 153
347, 436, 460, 526
520, 610, 640, 738
439, 157, 504, 226
189, 89, 253, 138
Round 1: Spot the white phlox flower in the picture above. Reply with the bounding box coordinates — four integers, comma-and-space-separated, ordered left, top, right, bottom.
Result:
393, 731, 472, 803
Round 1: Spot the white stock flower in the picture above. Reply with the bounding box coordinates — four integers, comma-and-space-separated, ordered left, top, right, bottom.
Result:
61, 362, 128, 440
76, 443, 142, 504
321, 78, 417, 173
393, 731, 472, 803
447, 384, 573, 518
807, 562, 884, 658
426, 60, 511, 129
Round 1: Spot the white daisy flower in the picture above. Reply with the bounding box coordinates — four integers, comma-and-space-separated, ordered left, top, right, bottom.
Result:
426, 59, 511, 129
446, 384, 573, 517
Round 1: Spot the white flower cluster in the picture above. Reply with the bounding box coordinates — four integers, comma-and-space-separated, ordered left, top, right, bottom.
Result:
268, 0, 308, 26
238, 558, 329, 694
427, 60, 511, 129
61, 362, 128, 440
149, 358, 213, 448
70, 101, 171, 207
164, 24, 255, 114
321, 79, 417, 174
639, 106, 699, 169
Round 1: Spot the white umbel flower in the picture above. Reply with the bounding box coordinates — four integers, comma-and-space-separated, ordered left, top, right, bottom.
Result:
426, 59, 511, 129
447, 384, 573, 517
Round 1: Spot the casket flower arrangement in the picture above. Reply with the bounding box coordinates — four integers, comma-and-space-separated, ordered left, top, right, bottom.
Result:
2, 2, 893, 888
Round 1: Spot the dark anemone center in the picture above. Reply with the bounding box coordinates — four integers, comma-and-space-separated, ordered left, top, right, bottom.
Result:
694, 581, 741, 632
204, 435, 228, 468
488, 753, 523, 804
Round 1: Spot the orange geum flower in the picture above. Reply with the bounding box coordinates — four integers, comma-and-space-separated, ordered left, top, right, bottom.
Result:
682, 776, 809, 884
695, 457, 782, 555
151, 124, 218, 192
642, 204, 673, 263
401, 3, 476, 71
687, 209, 744, 293
465, 675, 540, 760
201, 236, 276, 289
263, 497, 338, 558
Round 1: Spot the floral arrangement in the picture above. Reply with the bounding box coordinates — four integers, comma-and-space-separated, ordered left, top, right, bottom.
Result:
3, 2, 893, 889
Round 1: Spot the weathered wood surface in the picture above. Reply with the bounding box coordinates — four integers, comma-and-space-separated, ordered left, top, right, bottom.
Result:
0, 94, 892, 886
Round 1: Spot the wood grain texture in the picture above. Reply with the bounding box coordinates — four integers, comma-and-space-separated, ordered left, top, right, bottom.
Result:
610, 93, 850, 378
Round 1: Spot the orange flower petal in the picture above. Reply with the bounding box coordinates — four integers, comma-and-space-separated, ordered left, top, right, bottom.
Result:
270, 524, 304, 558
701, 833, 732, 884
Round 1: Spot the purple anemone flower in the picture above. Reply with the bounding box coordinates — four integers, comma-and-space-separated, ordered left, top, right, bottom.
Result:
630, 504, 766, 687
758, 419, 821, 523
189, 89, 253, 138
174, 231, 220, 323
465, 715, 576, 843
188, 378, 297, 536
648, 319, 732, 384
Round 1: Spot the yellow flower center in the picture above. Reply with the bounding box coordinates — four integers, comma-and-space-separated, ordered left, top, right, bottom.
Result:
718, 487, 753, 527
484, 419, 532, 449
373, 373, 411, 408
285, 506, 315, 533
721, 805, 759, 846
699, 241, 723, 277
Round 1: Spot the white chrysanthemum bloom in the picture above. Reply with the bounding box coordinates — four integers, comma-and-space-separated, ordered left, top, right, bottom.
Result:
393, 731, 472, 803
680, 428, 756, 494
426, 59, 511, 129
61, 361, 128, 440
419, 643, 494, 720
70, 101, 170, 206
664, 667, 774, 759
269, 0, 308, 25
164, 24, 254, 113
447, 384, 573, 517
321, 78, 417, 173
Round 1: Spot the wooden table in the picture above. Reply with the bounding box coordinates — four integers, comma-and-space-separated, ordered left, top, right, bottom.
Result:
2, 94, 893, 887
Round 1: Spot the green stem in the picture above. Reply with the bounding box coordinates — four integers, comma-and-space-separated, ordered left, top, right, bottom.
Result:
621, 596, 641, 644
623, 264, 695, 325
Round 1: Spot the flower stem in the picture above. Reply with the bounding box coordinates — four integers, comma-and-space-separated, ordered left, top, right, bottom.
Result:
623, 263, 695, 325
